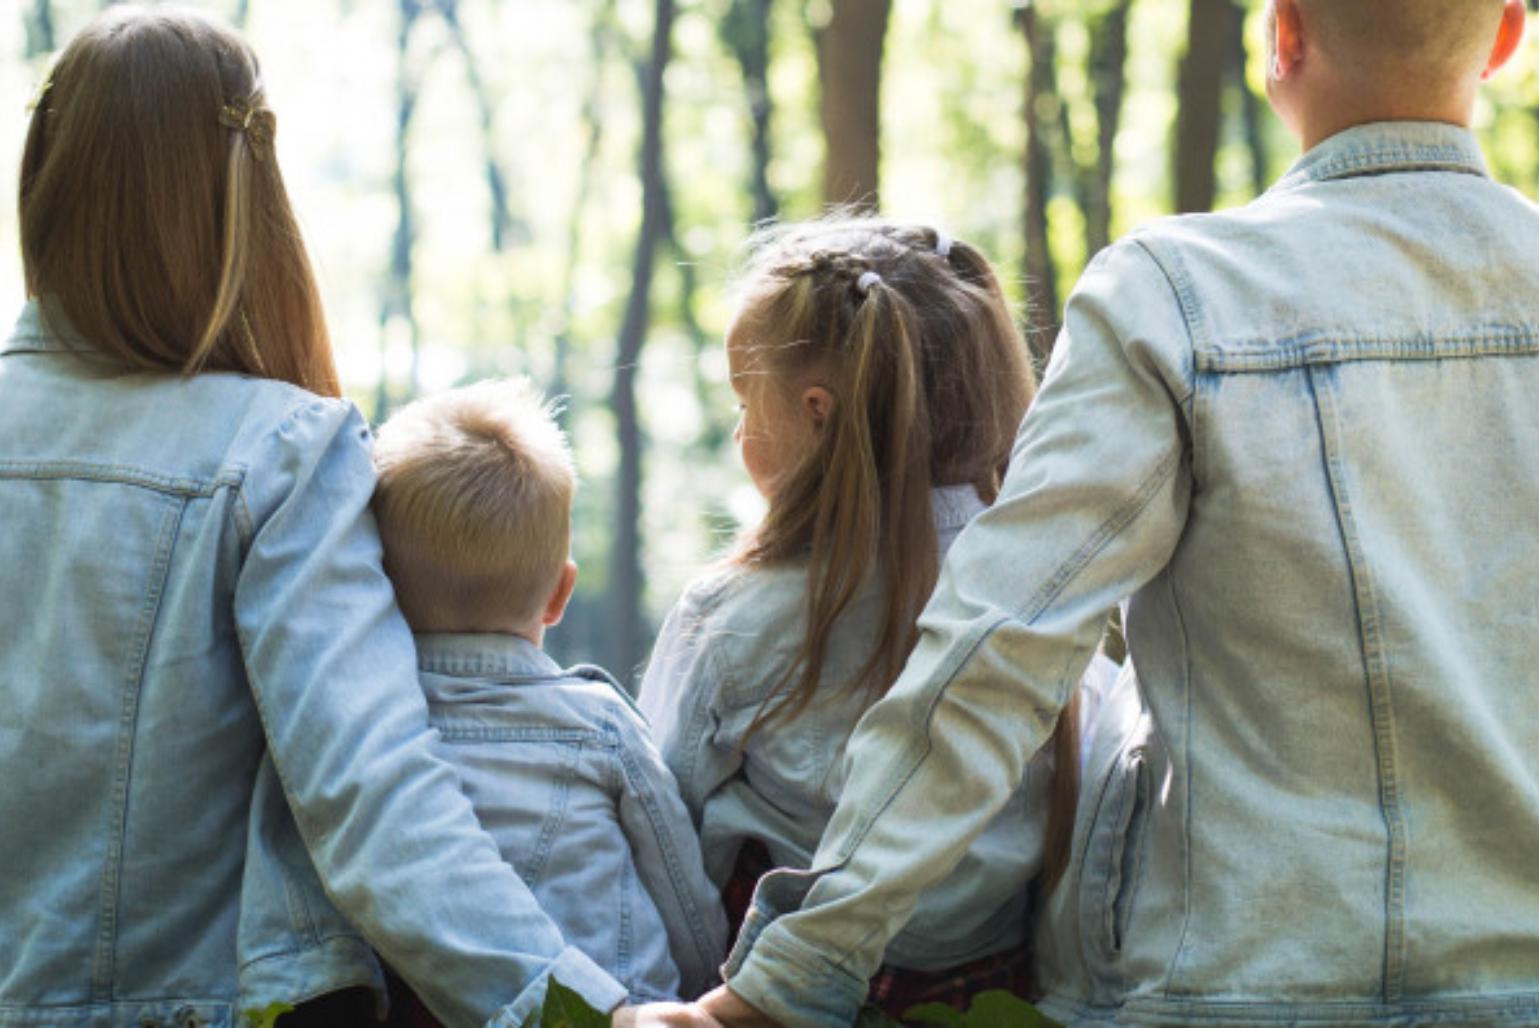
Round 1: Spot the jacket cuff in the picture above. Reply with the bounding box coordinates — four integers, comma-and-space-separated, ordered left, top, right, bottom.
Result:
237, 935, 386, 1020
722, 869, 867, 1028
485, 947, 629, 1028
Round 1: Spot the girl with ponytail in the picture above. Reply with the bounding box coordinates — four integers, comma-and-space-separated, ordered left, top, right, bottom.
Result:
638, 217, 1118, 1015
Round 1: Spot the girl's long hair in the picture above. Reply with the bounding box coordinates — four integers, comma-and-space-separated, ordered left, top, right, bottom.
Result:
733, 217, 1081, 891
18, 5, 338, 396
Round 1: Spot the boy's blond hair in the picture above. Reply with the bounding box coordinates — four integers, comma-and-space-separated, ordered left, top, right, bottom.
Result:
372, 378, 575, 633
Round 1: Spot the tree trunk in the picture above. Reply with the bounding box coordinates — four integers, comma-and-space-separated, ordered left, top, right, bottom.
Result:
378, 0, 423, 419
817, 0, 892, 209
25, 0, 54, 55
1021, 4, 1059, 358
608, 0, 675, 683
551, 1, 617, 428
436, 0, 522, 251
724, 0, 777, 222
1233, 7, 1270, 197
1086, 0, 1132, 257
1174, 0, 1239, 213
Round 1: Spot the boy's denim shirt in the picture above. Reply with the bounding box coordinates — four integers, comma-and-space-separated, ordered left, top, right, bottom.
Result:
639, 487, 1116, 973
413, 633, 728, 1002
0, 301, 626, 1028
721, 122, 1539, 1026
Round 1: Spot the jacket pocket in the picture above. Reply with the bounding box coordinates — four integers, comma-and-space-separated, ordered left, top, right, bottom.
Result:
1078, 734, 1152, 988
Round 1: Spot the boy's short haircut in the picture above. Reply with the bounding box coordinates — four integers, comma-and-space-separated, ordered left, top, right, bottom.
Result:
1299, 0, 1505, 76
372, 378, 575, 632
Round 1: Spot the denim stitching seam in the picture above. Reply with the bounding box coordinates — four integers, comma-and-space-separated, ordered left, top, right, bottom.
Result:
1307, 366, 1407, 1001
93, 495, 185, 999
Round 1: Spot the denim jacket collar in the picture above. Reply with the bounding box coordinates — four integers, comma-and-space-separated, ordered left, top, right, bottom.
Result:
4, 299, 71, 356
1270, 120, 1488, 194
415, 632, 561, 680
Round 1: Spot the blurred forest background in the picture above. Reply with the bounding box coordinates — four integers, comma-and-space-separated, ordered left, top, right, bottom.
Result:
4, 0, 1539, 680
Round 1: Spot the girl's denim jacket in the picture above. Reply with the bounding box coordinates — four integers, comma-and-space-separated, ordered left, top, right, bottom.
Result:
721, 123, 1539, 1026
638, 487, 1116, 972
0, 302, 626, 1027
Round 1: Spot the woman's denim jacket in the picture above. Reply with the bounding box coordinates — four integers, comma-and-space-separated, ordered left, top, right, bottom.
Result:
638, 487, 1116, 972
415, 633, 727, 1001
721, 123, 1539, 1026
0, 302, 627, 1028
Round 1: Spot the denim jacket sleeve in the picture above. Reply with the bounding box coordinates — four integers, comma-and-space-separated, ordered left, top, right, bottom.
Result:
232, 400, 627, 1028
721, 240, 1195, 1027
613, 709, 730, 999
637, 585, 743, 825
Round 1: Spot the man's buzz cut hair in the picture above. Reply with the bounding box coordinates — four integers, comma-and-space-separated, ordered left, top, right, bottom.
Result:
372, 377, 575, 632
1299, 0, 1506, 79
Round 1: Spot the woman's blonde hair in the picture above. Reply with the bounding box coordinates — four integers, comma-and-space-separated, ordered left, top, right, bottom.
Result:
732, 216, 1080, 890
19, 5, 338, 396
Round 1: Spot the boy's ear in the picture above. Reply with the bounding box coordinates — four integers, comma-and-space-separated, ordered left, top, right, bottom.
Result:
1483, 0, 1525, 80
801, 385, 837, 428
1271, 0, 1307, 80
542, 560, 578, 627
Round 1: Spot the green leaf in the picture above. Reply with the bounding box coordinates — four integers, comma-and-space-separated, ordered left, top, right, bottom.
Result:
243, 1001, 295, 1028
904, 991, 1062, 1028
853, 1004, 905, 1028
536, 979, 611, 1028
900, 1002, 965, 1028
959, 991, 1060, 1028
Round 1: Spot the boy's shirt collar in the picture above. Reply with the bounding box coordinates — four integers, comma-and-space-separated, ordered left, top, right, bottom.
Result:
1271, 120, 1488, 194
414, 631, 563, 680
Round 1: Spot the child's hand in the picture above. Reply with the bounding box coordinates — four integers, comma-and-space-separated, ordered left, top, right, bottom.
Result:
696, 987, 781, 1028
611, 1002, 725, 1027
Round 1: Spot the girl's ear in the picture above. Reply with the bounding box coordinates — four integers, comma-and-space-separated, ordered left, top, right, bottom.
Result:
802, 385, 837, 428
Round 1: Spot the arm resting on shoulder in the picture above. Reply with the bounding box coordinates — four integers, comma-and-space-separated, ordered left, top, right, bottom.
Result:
234, 400, 627, 1027
721, 241, 1197, 1028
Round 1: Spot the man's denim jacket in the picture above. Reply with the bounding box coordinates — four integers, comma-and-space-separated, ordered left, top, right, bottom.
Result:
639, 487, 1117, 972
722, 123, 1539, 1026
0, 302, 626, 1027
414, 633, 727, 1001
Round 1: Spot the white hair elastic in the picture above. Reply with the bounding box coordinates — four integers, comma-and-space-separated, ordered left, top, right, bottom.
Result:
934, 230, 953, 259
857, 270, 882, 294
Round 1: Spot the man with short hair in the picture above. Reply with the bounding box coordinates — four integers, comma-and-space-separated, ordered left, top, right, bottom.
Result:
689, 2, 1539, 1024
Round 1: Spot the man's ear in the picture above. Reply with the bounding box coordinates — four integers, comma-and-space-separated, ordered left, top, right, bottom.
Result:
1483, 0, 1525, 80
542, 560, 578, 627
1272, 0, 1307, 80
801, 385, 836, 428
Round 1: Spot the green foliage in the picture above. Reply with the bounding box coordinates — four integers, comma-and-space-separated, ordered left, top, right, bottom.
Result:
244, 1001, 294, 1028
853, 1004, 903, 1028
903, 991, 1061, 1028
519, 978, 611, 1028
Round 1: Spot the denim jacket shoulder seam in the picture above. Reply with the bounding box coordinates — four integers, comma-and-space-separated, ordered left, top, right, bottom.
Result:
1127, 237, 1198, 407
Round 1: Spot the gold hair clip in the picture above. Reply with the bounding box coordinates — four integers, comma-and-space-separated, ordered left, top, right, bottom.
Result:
25, 67, 54, 114
218, 97, 273, 161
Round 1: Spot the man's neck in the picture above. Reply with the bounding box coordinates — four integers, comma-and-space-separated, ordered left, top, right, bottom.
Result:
1296, 85, 1477, 151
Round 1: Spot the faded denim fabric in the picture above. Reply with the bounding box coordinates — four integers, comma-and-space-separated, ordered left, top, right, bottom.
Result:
415, 633, 727, 1002
0, 301, 627, 1028
639, 487, 1117, 973
721, 123, 1539, 1026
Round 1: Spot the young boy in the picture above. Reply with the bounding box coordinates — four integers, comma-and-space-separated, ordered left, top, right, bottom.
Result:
693, 2, 1539, 1026
371, 379, 727, 1006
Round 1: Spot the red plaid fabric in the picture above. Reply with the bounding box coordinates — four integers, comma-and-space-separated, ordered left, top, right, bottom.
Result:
722, 840, 1035, 1019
